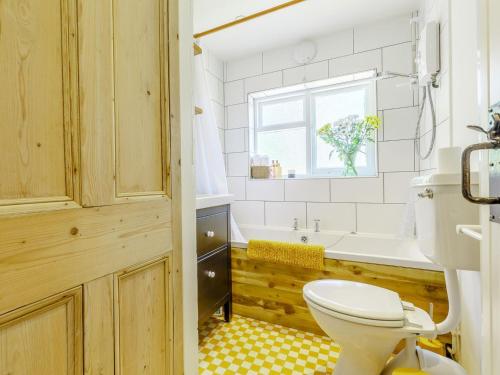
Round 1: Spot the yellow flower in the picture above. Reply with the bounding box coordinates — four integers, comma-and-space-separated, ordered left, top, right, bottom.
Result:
318, 123, 332, 135
365, 115, 381, 128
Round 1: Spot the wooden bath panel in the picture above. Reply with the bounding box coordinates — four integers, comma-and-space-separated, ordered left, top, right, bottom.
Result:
231, 247, 450, 344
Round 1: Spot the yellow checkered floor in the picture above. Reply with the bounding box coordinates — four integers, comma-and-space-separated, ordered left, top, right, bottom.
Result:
199, 315, 340, 374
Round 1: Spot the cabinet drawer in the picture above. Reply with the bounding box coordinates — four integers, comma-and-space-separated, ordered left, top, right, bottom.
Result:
197, 212, 228, 257
198, 248, 229, 322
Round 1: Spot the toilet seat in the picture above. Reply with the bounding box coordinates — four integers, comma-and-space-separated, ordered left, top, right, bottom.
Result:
303, 280, 406, 328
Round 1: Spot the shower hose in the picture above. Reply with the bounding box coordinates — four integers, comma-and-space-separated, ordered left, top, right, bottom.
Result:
415, 82, 437, 160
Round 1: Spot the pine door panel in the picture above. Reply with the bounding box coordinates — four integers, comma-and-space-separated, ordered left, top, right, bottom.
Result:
114, 0, 167, 197
115, 258, 172, 375
79, 0, 170, 206
0, 287, 83, 375
0, 0, 79, 211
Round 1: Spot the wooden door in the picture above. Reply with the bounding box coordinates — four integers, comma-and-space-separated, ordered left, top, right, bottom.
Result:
0, 0, 80, 214
115, 258, 172, 375
0, 0, 181, 373
0, 288, 83, 375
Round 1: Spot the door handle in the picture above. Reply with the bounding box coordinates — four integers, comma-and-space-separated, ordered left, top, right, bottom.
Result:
462, 141, 500, 204
462, 113, 500, 204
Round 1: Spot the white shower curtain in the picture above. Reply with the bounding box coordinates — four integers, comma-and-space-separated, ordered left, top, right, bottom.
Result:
194, 54, 244, 242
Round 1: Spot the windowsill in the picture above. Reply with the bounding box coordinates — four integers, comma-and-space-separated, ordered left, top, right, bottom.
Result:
248, 174, 380, 181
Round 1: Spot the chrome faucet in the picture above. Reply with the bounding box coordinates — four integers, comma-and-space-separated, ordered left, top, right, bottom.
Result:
292, 218, 299, 231
314, 219, 320, 232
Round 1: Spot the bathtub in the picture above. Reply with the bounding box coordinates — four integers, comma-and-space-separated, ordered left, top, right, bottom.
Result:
230, 225, 448, 341
232, 225, 441, 271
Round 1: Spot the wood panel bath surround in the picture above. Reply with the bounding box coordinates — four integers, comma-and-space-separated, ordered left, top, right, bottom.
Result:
231, 247, 450, 343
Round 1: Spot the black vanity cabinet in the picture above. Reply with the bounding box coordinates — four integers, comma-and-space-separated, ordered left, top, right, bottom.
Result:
196, 204, 232, 324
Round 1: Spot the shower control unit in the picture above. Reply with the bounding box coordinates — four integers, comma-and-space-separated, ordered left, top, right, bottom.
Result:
417, 21, 441, 87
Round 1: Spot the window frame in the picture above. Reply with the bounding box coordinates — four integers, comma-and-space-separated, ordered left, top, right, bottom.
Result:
250, 73, 378, 178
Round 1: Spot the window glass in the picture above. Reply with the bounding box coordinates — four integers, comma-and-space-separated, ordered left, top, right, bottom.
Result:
314, 88, 368, 171
256, 127, 307, 175
250, 74, 377, 178
260, 98, 304, 127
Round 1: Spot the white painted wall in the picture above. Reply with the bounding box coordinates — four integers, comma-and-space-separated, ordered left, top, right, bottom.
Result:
221, 14, 421, 235
419, 1, 481, 373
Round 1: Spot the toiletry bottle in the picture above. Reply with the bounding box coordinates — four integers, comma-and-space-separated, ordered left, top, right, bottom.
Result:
275, 161, 282, 178
270, 160, 276, 178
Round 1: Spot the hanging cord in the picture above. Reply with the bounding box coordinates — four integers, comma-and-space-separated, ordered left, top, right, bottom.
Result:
415, 82, 437, 160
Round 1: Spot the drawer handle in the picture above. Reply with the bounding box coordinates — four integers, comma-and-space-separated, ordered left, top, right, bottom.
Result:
207, 271, 216, 278
205, 230, 215, 238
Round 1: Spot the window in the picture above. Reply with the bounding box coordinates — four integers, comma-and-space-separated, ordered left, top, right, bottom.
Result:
249, 72, 378, 178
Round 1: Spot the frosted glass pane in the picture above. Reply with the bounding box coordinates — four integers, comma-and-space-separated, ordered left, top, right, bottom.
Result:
261, 99, 304, 127
257, 127, 306, 174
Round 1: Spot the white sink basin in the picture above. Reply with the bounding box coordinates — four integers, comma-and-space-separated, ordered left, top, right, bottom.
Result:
196, 194, 234, 210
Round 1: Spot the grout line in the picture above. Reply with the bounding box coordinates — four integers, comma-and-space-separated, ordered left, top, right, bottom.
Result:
352, 28, 355, 54
354, 203, 358, 232
382, 172, 386, 203
222, 41, 414, 84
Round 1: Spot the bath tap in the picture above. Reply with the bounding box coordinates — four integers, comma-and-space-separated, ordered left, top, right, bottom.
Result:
293, 218, 299, 231
314, 219, 320, 232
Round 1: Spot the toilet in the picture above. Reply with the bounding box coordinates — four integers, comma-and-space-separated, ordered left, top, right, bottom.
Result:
304, 173, 479, 375
304, 280, 436, 374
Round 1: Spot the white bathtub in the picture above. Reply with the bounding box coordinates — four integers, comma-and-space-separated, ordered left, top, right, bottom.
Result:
232, 225, 441, 271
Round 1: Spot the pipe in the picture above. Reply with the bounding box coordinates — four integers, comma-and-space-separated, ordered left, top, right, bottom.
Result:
436, 269, 461, 335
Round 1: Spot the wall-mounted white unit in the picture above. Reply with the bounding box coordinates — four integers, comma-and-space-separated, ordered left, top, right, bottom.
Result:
417, 21, 440, 86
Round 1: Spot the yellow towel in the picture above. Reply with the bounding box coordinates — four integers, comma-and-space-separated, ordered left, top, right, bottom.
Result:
393, 369, 429, 375
247, 240, 325, 270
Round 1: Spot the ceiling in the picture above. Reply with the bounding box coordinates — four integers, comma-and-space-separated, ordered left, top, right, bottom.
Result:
194, 0, 420, 61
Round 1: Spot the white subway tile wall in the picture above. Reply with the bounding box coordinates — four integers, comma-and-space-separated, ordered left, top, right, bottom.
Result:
285, 179, 330, 203
246, 179, 284, 202
329, 49, 382, 77
203, 49, 226, 156
330, 176, 384, 203
382, 42, 414, 75
225, 128, 246, 153
244, 71, 283, 97
232, 201, 265, 226
283, 61, 329, 86
306, 203, 357, 232
226, 103, 249, 129
384, 107, 419, 140
227, 177, 246, 201
356, 204, 406, 234
225, 53, 263, 81
378, 140, 415, 172
377, 77, 415, 110
227, 152, 249, 177
418, 0, 451, 174
265, 202, 307, 228
224, 80, 245, 106
383, 172, 419, 204
353, 16, 412, 52
218, 14, 427, 235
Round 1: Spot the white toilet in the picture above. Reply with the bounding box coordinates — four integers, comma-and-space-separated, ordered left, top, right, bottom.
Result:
304, 173, 479, 375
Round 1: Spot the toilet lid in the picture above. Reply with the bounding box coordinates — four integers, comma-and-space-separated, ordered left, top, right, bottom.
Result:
303, 280, 405, 322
